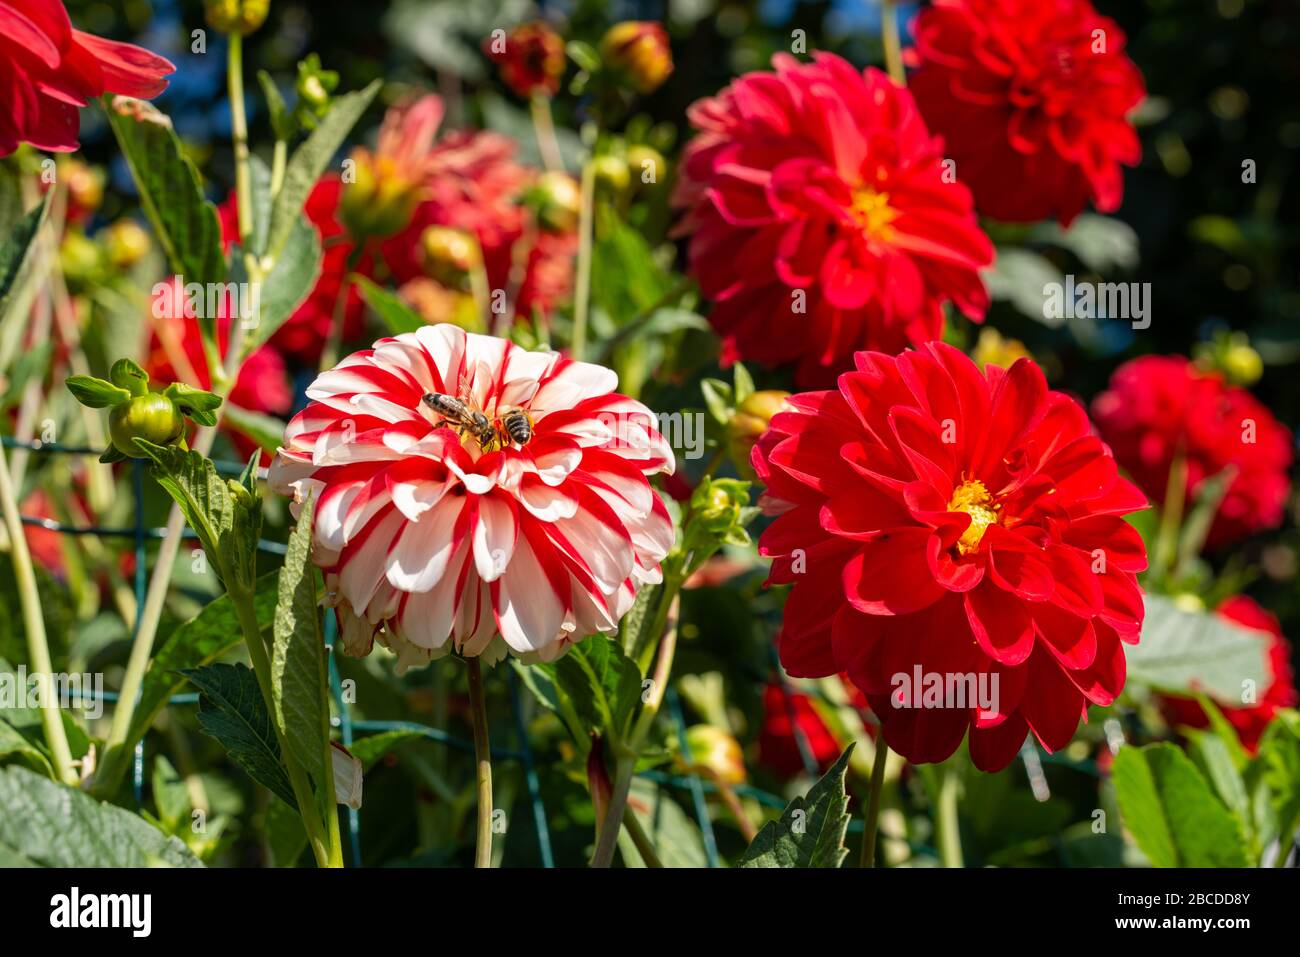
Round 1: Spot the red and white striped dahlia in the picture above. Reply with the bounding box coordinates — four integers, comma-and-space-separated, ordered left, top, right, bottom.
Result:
269, 324, 676, 669
753, 343, 1149, 771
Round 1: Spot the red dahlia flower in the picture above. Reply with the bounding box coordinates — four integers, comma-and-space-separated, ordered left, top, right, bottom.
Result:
906, 0, 1145, 226
673, 53, 993, 387
1091, 355, 1293, 549
268, 324, 675, 668
1160, 595, 1297, 753
0, 0, 174, 155
757, 679, 866, 777
485, 22, 566, 99
754, 343, 1148, 771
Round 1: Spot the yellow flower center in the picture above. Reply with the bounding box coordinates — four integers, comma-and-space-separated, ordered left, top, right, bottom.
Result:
851, 187, 900, 242
948, 479, 999, 555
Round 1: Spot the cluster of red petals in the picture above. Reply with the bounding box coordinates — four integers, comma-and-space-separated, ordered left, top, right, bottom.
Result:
144, 277, 293, 461
754, 343, 1149, 771
906, 0, 1145, 226
1160, 596, 1297, 752
380, 125, 577, 323
757, 680, 864, 777
485, 21, 566, 98
673, 53, 992, 387
0, 0, 174, 155
1092, 355, 1293, 549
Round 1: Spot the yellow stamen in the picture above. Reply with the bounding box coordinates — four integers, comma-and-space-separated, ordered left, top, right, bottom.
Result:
851, 187, 900, 241
948, 479, 999, 555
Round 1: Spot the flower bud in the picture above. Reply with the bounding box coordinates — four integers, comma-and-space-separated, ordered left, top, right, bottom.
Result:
625, 144, 666, 188
420, 226, 481, 283
486, 22, 566, 99
108, 393, 186, 458
683, 725, 747, 785
972, 327, 1030, 371
294, 54, 339, 128
1222, 341, 1263, 387
102, 219, 152, 269
586, 736, 613, 825
592, 154, 631, 195
728, 389, 789, 479
600, 21, 673, 94
58, 158, 104, 223
204, 0, 269, 36
59, 231, 101, 284
399, 278, 482, 332
530, 170, 582, 233
340, 153, 422, 239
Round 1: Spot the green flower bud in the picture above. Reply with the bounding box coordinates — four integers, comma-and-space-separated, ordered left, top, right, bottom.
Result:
204, 0, 270, 36
109, 393, 186, 459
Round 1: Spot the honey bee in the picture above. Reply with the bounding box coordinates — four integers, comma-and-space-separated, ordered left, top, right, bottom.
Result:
496, 407, 535, 448
422, 392, 500, 451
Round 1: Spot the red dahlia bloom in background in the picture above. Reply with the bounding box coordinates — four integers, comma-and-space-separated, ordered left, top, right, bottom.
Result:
219, 178, 368, 365
757, 679, 866, 777
485, 22, 566, 98
1160, 596, 1297, 752
1091, 355, 1293, 548
0, 0, 174, 155
754, 344, 1148, 771
673, 53, 992, 387
906, 0, 1145, 226
269, 324, 675, 668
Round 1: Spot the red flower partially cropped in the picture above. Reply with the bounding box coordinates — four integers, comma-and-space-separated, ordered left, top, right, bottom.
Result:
1160, 595, 1297, 752
758, 679, 866, 777
673, 53, 992, 387
0, 0, 174, 155
754, 344, 1148, 771
269, 324, 675, 668
1092, 356, 1293, 549
906, 0, 1145, 226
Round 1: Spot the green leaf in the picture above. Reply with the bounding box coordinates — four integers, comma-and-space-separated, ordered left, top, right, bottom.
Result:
102, 96, 225, 293
625, 779, 708, 867
1185, 729, 1251, 846
222, 403, 288, 455
265, 79, 381, 263
739, 744, 854, 868
1127, 594, 1273, 701
0, 192, 49, 323
180, 663, 295, 807
349, 730, 426, 771
1112, 742, 1251, 867
356, 276, 425, 334
123, 573, 281, 754
272, 496, 327, 783
0, 715, 53, 775
258, 70, 298, 143
134, 441, 262, 592
544, 636, 643, 741
1258, 710, 1300, 849
65, 374, 131, 409
0, 765, 202, 867
986, 248, 1065, 326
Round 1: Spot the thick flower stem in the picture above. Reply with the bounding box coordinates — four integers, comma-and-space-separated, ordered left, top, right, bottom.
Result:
881, 0, 906, 86
232, 596, 334, 867
859, 737, 890, 868
570, 157, 597, 360
466, 657, 495, 868
621, 806, 664, 867
228, 34, 254, 250
591, 598, 680, 867
935, 765, 964, 868
0, 443, 78, 786
530, 94, 564, 172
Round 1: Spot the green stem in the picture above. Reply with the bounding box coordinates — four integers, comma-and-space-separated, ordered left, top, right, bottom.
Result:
621, 806, 664, 867
591, 597, 680, 867
529, 94, 564, 172
270, 138, 287, 199
232, 596, 332, 867
935, 765, 963, 868
570, 158, 596, 360
0, 443, 78, 786
228, 34, 254, 250
859, 738, 890, 868
466, 657, 494, 868
881, 0, 906, 86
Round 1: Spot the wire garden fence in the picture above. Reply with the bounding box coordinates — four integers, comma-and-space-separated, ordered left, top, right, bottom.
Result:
4, 436, 1098, 866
